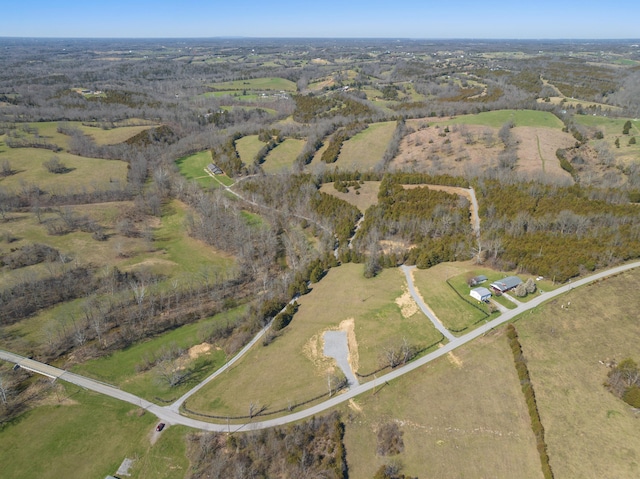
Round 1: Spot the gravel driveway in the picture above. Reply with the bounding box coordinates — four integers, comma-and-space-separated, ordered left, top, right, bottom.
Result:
323, 330, 359, 387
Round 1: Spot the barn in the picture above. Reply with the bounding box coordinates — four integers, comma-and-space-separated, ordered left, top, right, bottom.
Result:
470, 287, 492, 302
490, 276, 522, 293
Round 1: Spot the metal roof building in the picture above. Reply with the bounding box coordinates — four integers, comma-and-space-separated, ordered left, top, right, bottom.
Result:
490, 276, 522, 293
470, 287, 492, 302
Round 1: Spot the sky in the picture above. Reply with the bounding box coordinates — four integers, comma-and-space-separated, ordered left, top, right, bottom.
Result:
3, 0, 639, 39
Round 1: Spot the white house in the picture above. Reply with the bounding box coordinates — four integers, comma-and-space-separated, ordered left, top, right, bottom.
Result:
470, 287, 492, 302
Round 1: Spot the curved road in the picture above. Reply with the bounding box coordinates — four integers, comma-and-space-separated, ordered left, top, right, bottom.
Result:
2, 260, 639, 432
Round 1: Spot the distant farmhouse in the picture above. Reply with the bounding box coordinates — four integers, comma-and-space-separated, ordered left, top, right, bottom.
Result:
470, 286, 492, 302
207, 163, 223, 175
490, 276, 523, 293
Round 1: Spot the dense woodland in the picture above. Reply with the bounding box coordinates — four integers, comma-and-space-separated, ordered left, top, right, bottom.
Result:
1, 37, 640, 477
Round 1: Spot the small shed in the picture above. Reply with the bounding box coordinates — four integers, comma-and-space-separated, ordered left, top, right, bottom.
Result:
490, 276, 522, 293
470, 287, 492, 302
469, 274, 488, 286
207, 163, 223, 175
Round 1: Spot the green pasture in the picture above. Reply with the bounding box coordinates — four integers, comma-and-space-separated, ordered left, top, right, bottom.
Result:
71, 306, 246, 402
342, 327, 541, 479
573, 115, 640, 162
361, 86, 384, 100
411, 263, 494, 333
136, 199, 236, 278
175, 150, 229, 187
517, 267, 640, 479
262, 138, 305, 173
209, 77, 296, 92
235, 135, 265, 164
0, 385, 155, 479
0, 384, 188, 479
132, 424, 190, 479
438, 109, 565, 129
0, 121, 159, 151
337, 121, 396, 169
574, 115, 639, 135
0, 147, 128, 193
77, 124, 160, 145
185, 264, 443, 419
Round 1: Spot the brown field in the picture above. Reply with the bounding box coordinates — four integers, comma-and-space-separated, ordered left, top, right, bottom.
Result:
0, 148, 128, 193
263, 138, 305, 173
511, 127, 575, 181
337, 121, 396, 170
516, 268, 640, 479
537, 96, 623, 113
342, 327, 543, 479
319, 181, 381, 213
78, 124, 160, 145
393, 122, 576, 183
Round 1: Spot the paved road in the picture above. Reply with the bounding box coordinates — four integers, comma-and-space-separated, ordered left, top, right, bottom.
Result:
2, 260, 639, 432
400, 264, 457, 341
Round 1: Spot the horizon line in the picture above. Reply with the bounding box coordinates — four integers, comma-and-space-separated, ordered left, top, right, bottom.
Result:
1, 36, 640, 42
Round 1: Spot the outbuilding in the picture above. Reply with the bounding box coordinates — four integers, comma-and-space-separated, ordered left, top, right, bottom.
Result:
470, 287, 492, 302
490, 276, 522, 293
207, 163, 223, 175
469, 274, 488, 286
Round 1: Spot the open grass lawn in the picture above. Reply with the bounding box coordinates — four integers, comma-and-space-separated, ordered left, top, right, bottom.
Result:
77, 123, 160, 145
516, 267, 640, 479
148, 200, 235, 279
0, 121, 158, 152
185, 264, 443, 419
0, 147, 128, 193
71, 306, 246, 402
175, 150, 217, 187
437, 109, 565, 129
132, 424, 190, 479
209, 77, 296, 92
337, 121, 396, 169
235, 134, 264, 165
319, 181, 381, 213
573, 115, 639, 135
410, 262, 496, 333
0, 384, 187, 479
262, 138, 305, 173
574, 115, 640, 163
203, 91, 260, 101
342, 328, 542, 479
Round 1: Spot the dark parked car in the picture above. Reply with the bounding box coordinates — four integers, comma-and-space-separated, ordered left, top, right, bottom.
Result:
156, 423, 165, 432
